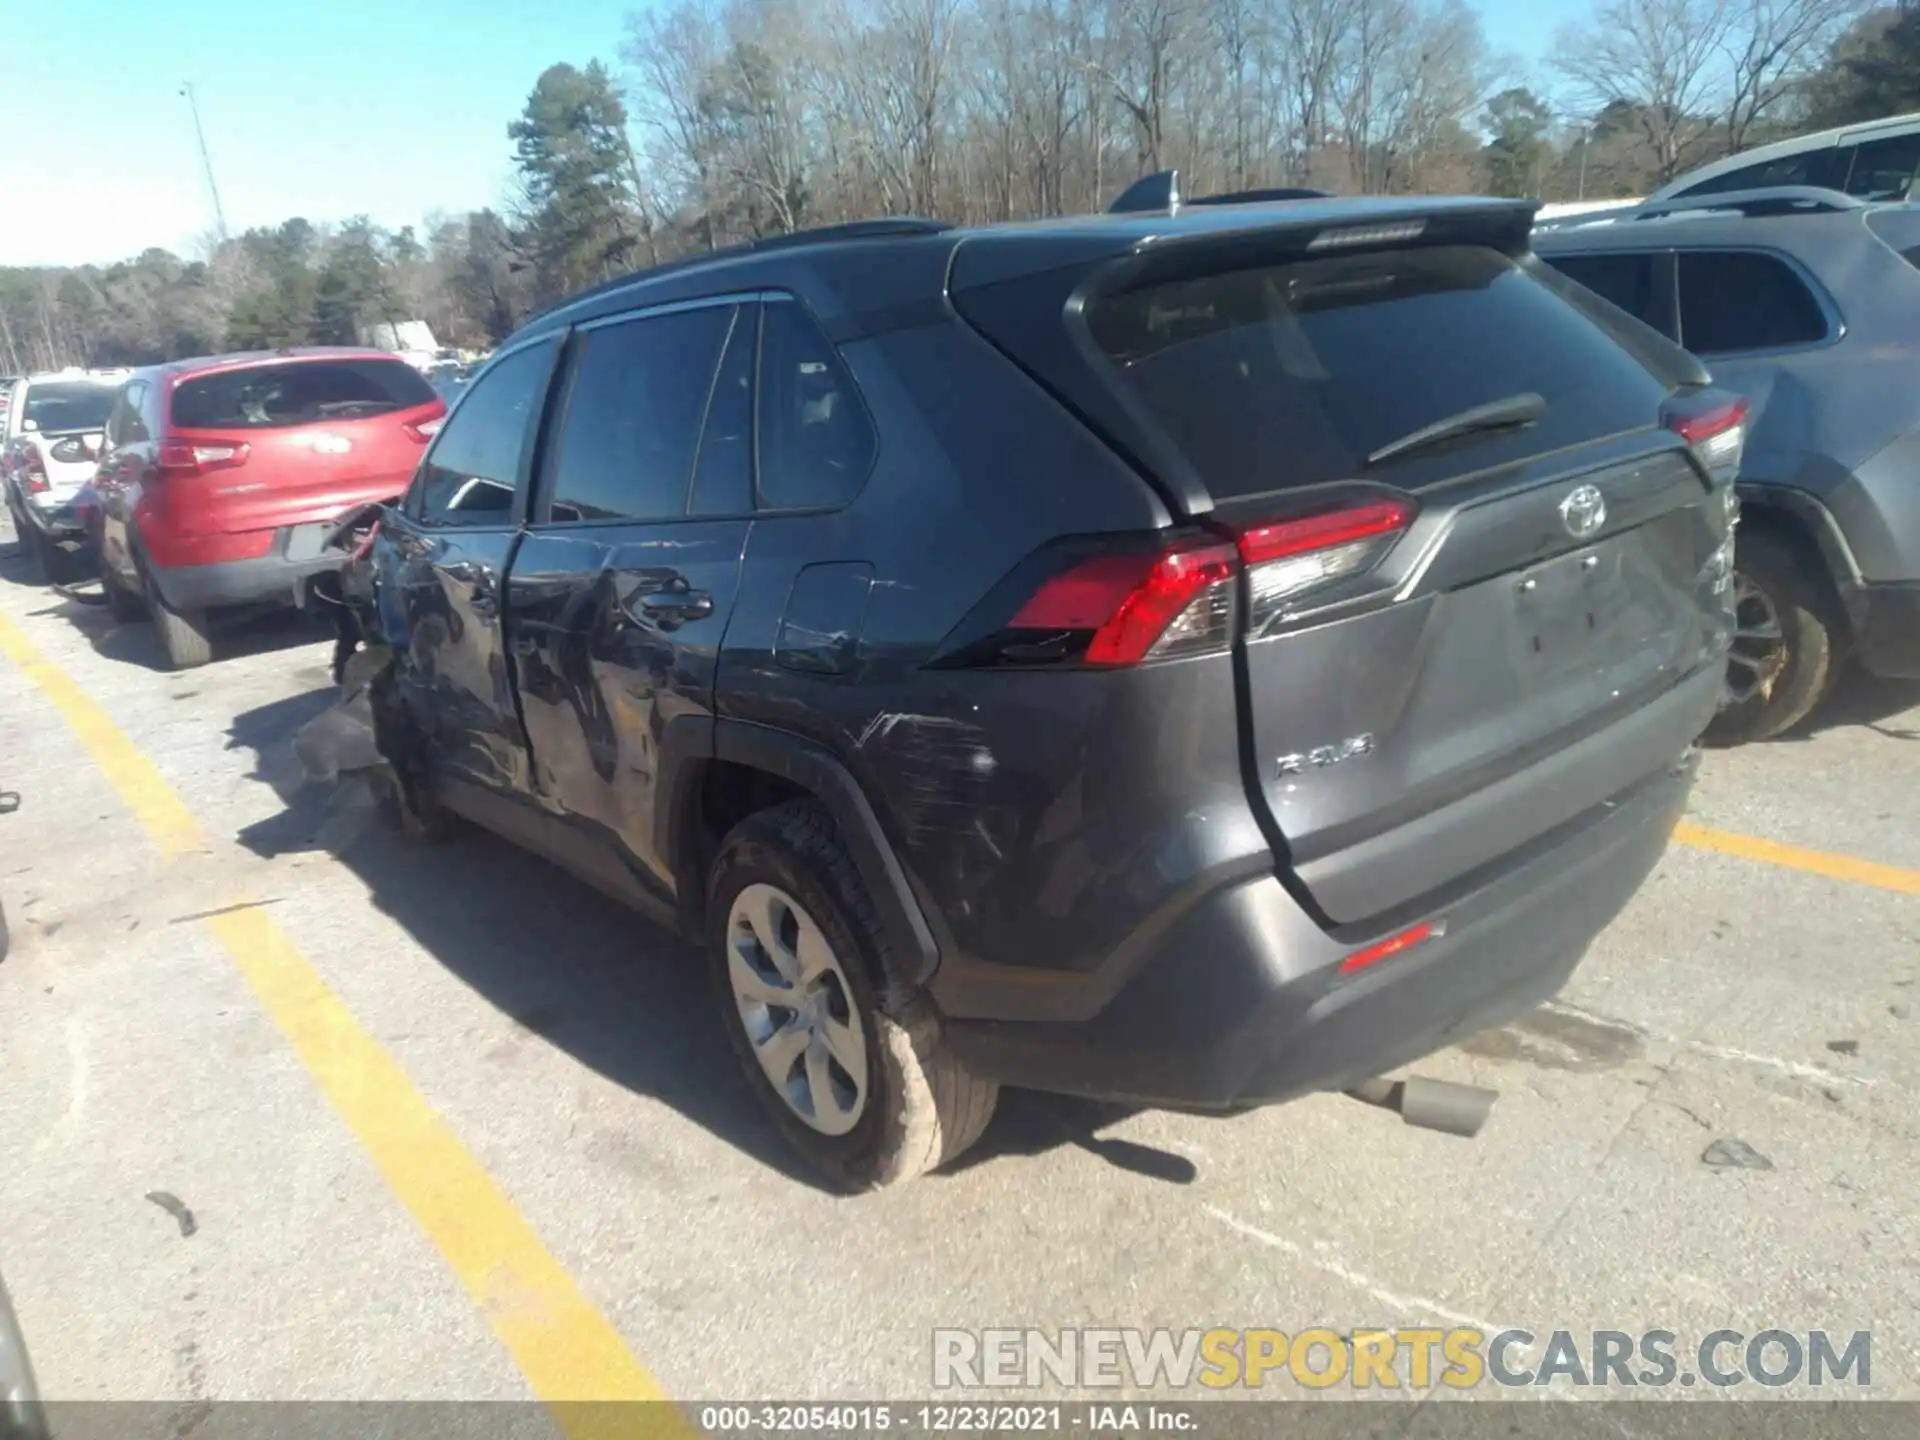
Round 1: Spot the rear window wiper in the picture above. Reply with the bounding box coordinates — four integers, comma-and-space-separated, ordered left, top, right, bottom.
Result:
1364, 392, 1546, 468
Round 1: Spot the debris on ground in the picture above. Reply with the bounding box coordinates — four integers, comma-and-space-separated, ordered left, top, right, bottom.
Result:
144, 1191, 198, 1237
1701, 1138, 1774, 1171
1827, 1038, 1861, 1056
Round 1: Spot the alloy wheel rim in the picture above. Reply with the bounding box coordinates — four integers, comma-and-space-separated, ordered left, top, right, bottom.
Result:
726, 882, 869, 1136
1724, 572, 1786, 705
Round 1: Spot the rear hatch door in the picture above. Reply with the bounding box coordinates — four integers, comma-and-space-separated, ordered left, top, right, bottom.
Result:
958, 217, 1732, 926
167, 357, 443, 534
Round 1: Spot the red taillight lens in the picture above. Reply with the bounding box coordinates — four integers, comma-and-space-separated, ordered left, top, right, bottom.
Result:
1012, 540, 1239, 666
971, 496, 1415, 669
1664, 394, 1748, 483
21, 451, 48, 494
156, 440, 250, 477
1242, 498, 1416, 638
1339, 920, 1436, 975
402, 418, 443, 442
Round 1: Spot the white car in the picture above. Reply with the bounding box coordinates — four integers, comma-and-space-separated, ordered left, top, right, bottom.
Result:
1, 368, 128, 580
1649, 111, 1920, 204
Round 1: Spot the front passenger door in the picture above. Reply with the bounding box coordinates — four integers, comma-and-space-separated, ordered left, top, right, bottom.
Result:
383, 337, 560, 796
506, 298, 756, 894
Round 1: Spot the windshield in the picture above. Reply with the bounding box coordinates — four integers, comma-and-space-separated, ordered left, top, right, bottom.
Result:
21, 382, 116, 434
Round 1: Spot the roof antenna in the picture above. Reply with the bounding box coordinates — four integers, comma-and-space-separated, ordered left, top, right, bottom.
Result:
1108, 170, 1181, 216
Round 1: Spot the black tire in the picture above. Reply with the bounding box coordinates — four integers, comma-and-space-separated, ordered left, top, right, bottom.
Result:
101, 560, 145, 623
149, 590, 213, 669
706, 799, 998, 1190
1706, 528, 1844, 745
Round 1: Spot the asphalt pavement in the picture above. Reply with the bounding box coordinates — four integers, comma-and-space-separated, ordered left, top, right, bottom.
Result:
1, 520, 1916, 1418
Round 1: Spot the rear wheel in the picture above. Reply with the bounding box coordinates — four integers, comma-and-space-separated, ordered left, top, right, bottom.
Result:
148, 589, 213, 669
707, 800, 998, 1190
1706, 529, 1843, 745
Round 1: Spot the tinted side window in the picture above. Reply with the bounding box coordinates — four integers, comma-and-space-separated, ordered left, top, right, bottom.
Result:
1542, 253, 1659, 326
415, 343, 554, 526
544, 305, 734, 524
690, 305, 756, 518
120, 382, 151, 443
1845, 134, 1920, 201
757, 300, 875, 511
1677, 148, 1848, 196
1677, 251, 1828, 354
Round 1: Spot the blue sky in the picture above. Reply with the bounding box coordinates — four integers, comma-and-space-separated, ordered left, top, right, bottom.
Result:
2, 0, 1577, 269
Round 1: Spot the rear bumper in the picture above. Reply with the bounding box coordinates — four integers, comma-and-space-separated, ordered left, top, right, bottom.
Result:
944, 750, 1697, 1109
18, 497, 85, 542
146, 524, 345, 613
1848, 581, 1920, 680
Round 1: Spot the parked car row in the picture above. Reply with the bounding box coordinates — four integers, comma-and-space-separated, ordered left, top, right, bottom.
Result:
2, 351, 447, 667
0, 152, 1904, 1190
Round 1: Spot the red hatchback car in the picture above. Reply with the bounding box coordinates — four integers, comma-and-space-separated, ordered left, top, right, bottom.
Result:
93, 349, 446, 668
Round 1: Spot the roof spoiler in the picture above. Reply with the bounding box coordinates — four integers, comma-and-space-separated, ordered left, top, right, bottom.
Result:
1107, 169, 1331, 215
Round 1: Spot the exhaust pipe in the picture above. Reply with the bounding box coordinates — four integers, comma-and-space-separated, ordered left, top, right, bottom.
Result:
1347, 1075, 1499, 1138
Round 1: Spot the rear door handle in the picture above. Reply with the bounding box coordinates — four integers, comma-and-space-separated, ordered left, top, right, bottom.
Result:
624, 585, 713, 630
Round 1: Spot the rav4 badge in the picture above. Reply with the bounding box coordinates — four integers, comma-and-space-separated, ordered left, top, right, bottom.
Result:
1277, 733, 1375, 777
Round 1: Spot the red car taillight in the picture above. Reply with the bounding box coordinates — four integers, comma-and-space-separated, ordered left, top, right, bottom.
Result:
402, 417, 443, 442
963, 495, 1418, 669
1663, 394, 1748, 486
155, 440, 250, 478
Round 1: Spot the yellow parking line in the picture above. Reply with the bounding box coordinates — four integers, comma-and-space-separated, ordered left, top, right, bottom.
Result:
1674, 820, 1920, 897
0, 612, 687, 1436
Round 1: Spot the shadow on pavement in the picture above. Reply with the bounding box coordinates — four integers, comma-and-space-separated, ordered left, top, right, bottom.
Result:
0, 542, 327, 672
222, 686, 1200, 1190
1778, 668, 1920, 743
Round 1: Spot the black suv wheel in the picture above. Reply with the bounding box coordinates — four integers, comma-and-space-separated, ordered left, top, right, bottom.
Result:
1708, 529, 1844, 744
706, 800, 997, 1190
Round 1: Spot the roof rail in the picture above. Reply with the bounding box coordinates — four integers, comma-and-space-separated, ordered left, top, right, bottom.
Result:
1629, 186, 1865, 222
1106, 169, 1329, 216
747, 217, 950, 252
519, 216, 951, 329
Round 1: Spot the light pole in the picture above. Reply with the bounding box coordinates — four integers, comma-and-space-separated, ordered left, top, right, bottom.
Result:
180, 82, 229, 242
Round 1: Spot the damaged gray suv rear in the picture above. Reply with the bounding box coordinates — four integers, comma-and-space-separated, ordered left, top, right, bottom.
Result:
314, 183, 1738, 1188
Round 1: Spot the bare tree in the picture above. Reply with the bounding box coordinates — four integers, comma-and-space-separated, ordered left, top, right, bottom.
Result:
1552, 0, 1734, 184
1721, 0, 1870, 153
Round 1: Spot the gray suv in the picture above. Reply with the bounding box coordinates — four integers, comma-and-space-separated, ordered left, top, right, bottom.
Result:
326, 180, 1737, 1187
1536, 188, 1920, 741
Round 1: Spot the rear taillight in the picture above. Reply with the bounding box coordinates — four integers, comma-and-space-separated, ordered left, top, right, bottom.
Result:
402, 418, 443, 442
1240, 498, 1415, 640
156, 440, 250, 477
21, 450, 48, 495
964, 496, 1417, 669
1664, 394, 1748, 486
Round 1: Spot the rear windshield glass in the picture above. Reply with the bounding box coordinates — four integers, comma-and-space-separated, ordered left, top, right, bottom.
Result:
22, 383, 117, 434
1086, 245, 1667, 498
172, 358, 436, 430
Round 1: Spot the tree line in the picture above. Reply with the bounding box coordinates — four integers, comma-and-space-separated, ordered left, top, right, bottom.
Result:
4, 0, 1916, 375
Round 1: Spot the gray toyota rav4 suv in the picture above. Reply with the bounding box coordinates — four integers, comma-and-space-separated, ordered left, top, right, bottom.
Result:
327, 178, 1738, 1188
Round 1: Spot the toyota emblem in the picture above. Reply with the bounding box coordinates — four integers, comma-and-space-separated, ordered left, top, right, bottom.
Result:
1559, 484, 1607, 539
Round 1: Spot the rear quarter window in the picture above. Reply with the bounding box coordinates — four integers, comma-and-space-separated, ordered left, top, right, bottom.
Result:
1675, 251, 1829, 354
172, 358, 437, 429
1086, 245, 1668, 499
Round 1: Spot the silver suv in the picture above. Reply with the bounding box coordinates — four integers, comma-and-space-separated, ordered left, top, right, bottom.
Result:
1, 368, 128, 582
1536, 188, 1920, 741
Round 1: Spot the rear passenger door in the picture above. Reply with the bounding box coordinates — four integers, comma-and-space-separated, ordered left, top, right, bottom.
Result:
383, 336, 561, 795
505, 297, 756, 892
